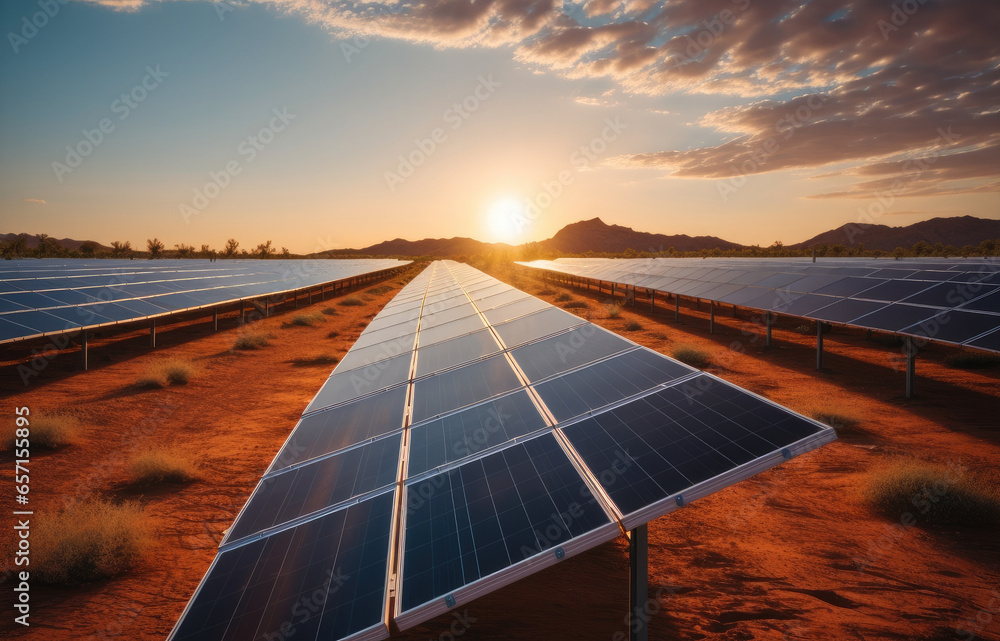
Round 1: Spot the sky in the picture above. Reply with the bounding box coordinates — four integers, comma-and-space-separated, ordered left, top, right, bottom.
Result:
0, 0, 997, 253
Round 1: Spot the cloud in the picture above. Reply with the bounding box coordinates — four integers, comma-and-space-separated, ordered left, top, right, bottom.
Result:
25, 198, 47, 205
72, 0, 1000, 197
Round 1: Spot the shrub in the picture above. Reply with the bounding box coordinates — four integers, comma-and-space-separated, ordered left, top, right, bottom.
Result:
320, 307, 338, 316
624, 320, 643, 331
4, 413, 79, 450
537, 288, 556, 296
326, 330, 340, 339
672, 344, 712, 368
555, 293, 573, 302
366, 284, 393, 295
605, 303, 623, 319
31, 499, 152, 584
129, 447, 200, 485
288, 312, 325, 327
864, 460, 1000, 528
292, 353, 339, 366
233, 326, 272, 350
136, 358, 196, 387
945, 352, 1000, 369
563, 301, 588, 309
338, 297, 365, 307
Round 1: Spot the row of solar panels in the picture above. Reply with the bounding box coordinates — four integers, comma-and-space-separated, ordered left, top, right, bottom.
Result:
169, 261, 836, 641
0, 259, 411, 344
516, 257, 1000, 352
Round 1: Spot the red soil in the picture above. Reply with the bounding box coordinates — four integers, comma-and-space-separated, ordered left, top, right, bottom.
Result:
1, 262, 997, 641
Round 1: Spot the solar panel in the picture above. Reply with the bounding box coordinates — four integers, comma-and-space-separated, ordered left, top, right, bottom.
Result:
0, 258, 410, 345
516, 257, 1000, 352
170, 260, 838, 641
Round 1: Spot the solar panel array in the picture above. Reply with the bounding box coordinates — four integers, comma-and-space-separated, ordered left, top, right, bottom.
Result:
517, 257, 1000, 352
0, 258, 410, 345
169, 261, 837, 641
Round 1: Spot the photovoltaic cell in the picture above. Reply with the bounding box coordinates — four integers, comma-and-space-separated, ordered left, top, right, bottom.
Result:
270, 385, 407, 473
415, 328, 501, 377
399, 433, 612, 614
510, 325, 632, 382
534, 349, 695, 422
492, 308, 586, 348
411, 354, 521, 423
226, 434, 401, 543
561, 375, 827, 519
407, 391, 548, 476
171, 491, 394, 641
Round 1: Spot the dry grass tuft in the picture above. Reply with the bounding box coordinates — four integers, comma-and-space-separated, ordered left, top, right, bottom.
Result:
338, 296, 365, 307
865, 459, 1000, 528
810, 406, 867, 438
291, 353, 340, 366
233, 325, 272, 350
320, 307, 338, 316
605, 303, 624, 319
623, 320, 643, 331
563, 301, 588, 309
32, 499, 153, 584
129, 447, 200, 485
366, 284, 394, 295
288, 312, 325, 327
4, 413, 80, 450
136, 358, 197, 387
672, 344, 712, 368
555, 293, 573, 302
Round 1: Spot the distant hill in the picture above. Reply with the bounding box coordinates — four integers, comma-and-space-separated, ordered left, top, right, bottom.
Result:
0, 233, 111, 251
791, 216, 1000, 251
535, 217, 740, 254
321, 236, 512, 258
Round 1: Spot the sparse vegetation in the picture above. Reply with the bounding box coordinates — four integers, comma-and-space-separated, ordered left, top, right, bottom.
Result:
623, 320, 643, 331
233, 325, 272, 350
605, 303, 623, 319
326, 330, 340, 339
128, 447, 200, 485
672, 344, 712, 368
864, 459, 1000, 528
320, 307, 338, 316
945, 352, 1000, 369
537, 288, 556, 295
4, 413, 79, 450
291, 353, 340, 366
366, 284, 394, 295
288, 312, 325, 327
136, 358, 197, 387
563, 301, 588, 309
31, 499, 153, 584
555, 293, 573, 302
338, 296, 365, 307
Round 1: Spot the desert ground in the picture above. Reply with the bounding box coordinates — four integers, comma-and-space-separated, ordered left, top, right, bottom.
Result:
1, 260, 998, 641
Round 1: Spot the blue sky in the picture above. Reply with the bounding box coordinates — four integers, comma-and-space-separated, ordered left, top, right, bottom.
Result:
2, 0, 997, 252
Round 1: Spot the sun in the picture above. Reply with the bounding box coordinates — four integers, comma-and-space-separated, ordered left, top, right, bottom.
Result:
487, 198, 526, 243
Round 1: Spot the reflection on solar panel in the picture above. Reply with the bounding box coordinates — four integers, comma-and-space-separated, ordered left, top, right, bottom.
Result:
0, 258, 410, 345
517, 257, 1000, 351
169, 261, 837, 641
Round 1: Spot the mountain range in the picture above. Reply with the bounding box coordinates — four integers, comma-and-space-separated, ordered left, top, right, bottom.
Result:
4, 215, 998, 257
320, 215, 999, 257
